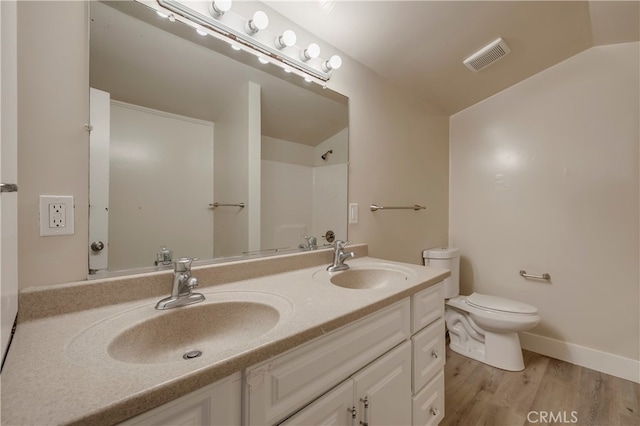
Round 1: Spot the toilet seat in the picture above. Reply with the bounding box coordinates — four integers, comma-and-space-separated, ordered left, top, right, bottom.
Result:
466, 292, 538, 315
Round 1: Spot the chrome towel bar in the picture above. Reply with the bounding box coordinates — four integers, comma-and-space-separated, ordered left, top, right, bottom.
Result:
519, 270, 550, 280
209, 202, 245, 208
370, 204, 426, 212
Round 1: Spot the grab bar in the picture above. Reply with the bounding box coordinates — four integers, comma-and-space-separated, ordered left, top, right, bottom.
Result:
370, 204, 426, 212
209, 202, 245, 208
519, 270, 550, 280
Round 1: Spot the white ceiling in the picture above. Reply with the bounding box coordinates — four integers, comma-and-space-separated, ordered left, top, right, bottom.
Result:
266, 1, 640, 114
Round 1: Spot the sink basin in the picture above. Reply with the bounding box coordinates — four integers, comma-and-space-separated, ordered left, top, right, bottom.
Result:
326, 267, 410, 289
108, 301, 280, 364
67, 291, 292, 366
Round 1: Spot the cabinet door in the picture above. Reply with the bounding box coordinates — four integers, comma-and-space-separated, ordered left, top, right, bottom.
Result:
412, 371, 444, 426
412, 318, 445, 394
119, 373, 241, 425
278, 381, 354, 426
352, 341, 412, 426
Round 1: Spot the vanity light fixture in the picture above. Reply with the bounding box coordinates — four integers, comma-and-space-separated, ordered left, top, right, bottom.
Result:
322, 55, 342, 72
155, 0, 342, 83
245, 10, 269, 34
300, 43, 320, 61
275, 30, 297, 49
209, 0, 232, 18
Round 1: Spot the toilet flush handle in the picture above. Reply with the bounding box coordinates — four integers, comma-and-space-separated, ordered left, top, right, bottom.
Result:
519, 270, 550, 280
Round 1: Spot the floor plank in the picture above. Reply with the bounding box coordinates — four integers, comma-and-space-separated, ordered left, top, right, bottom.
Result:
441, 348, 640, 426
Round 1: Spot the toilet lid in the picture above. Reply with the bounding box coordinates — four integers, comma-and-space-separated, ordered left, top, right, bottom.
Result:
466, 293, 538, 314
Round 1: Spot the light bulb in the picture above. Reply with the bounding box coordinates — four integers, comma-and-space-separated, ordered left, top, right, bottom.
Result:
156, 10, 169, 18
209, 0, 232, 17
275, 30, 296, 49
246, 11, 268, 34
322, 55, 342, 71
258, 57, 269, 64
196, 28, 207, 36
300, 43, 320, 61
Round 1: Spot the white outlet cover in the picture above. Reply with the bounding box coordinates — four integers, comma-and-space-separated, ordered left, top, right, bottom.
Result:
40, 195, 74, 236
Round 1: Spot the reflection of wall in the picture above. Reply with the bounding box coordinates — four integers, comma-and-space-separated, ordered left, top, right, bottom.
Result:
450, 43, 639, 380
261, 159, 312, 249
261, 135, 347, 249
213, 82, 261, 257
108, 102, 214, 270
312, 164, 348, 243
314, 128, 348, 167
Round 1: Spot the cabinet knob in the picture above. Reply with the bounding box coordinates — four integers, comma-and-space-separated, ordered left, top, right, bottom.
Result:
431, 407, 439, 416
431, 350, 439, 359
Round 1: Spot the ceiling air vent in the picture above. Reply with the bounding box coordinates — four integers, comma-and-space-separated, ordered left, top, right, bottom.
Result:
463, 38, 510, 72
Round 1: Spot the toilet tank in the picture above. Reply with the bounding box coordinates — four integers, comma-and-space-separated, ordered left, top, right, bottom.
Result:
423, 247, 460, 299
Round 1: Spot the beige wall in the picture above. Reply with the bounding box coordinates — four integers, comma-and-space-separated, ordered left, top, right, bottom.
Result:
17, 1, 89, 288
450, 43, 639, 372
328, 60, 450, 265
16, 1, 449, 288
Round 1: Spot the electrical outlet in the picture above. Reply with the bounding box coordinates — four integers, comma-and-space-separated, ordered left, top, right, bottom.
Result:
40, 195, 74, 236
49, 203, 66, 228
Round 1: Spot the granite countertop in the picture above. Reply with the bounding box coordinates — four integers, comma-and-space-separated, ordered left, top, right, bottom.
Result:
1, 250, 449, 425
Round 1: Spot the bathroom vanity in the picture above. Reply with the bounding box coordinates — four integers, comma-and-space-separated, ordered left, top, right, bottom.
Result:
1, 245, 449, 425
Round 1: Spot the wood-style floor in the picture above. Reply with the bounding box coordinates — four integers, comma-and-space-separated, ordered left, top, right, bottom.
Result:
441, 348, 640, 426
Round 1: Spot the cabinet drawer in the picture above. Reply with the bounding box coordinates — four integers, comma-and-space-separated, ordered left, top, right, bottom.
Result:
245, 300, 411, 426
412, 318, 445, 393
411, 283, 444, 333
412, 371, 444, 426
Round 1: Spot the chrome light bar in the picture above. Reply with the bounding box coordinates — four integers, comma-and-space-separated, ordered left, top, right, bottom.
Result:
156, 0, 337, 83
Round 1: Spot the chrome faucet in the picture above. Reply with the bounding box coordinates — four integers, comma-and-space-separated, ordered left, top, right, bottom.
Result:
326, 240, 355, 272
298, 235, 318, 251
155, 257, 205, 310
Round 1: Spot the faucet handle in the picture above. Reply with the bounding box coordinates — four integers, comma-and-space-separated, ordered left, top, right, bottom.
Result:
174, 257, 198, 272
335, 240, 349, 249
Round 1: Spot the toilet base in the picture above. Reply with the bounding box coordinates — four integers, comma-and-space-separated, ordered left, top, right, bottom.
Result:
449, 331, 525, 371
445, 307, 526, 371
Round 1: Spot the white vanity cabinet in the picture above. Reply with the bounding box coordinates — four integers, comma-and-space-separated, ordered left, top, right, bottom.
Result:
245, 281, 446, 426
410, 284, 446, 425
279, 341, 412, 426
244, 300, 411, 425
118, 372, 241, 426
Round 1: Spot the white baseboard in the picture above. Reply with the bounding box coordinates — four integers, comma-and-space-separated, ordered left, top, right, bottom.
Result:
520, 332, 640, 383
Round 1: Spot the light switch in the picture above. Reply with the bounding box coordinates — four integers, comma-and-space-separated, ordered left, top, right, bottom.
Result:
349, 203, 358, 224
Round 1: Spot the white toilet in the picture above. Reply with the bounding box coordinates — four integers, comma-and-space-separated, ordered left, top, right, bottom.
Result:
423, 247, 540, 371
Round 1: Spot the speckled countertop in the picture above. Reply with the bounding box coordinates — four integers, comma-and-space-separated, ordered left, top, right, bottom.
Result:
1, 246, 449, 425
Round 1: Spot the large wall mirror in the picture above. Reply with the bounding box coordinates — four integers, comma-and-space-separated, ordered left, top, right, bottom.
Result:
88, 0, 349, 276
